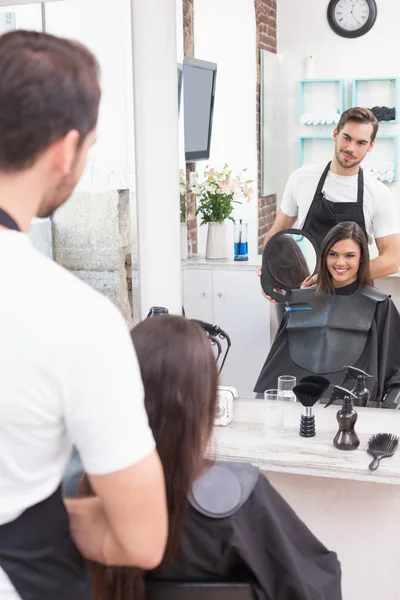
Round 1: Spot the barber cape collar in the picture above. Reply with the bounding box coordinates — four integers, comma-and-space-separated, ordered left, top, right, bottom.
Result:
287, 285, 388, 374
189, 461, 259, 519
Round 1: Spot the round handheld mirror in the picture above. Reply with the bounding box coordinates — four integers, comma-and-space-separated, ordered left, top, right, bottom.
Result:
260, 229, 319, 303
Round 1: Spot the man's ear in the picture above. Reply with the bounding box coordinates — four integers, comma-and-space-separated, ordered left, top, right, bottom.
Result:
333, 128, 338, 142
52, 130, 80, 175
367, 140, 375, 153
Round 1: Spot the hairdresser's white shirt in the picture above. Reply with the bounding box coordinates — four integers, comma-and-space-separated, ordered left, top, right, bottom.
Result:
0, 231, 155, 599
281, 163, 400, 242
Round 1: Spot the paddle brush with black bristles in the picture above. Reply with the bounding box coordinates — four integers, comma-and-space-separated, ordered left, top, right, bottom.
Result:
293, 382, 325, 438
367, 433, 399, 471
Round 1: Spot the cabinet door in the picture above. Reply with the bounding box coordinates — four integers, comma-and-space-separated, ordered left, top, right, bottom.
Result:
213, 269, 270, 397
182, 269, 214, 323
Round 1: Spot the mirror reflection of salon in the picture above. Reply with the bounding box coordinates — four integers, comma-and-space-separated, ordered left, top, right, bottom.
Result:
266, 233, 316, 289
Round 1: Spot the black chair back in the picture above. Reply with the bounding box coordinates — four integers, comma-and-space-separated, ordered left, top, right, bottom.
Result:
146, 581, 254, 600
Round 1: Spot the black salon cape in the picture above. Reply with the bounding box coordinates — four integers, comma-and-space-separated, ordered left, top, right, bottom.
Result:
63, 458, 341, 600
254, 289, 400, 402
150, 473, 341, 600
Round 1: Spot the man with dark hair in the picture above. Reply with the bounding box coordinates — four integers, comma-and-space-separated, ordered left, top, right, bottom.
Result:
0, 30, 167, 600
262, 107, 400, 295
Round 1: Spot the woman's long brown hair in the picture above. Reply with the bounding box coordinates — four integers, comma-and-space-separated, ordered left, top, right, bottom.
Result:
79, 315, 219, 600
317, 221, 372, 293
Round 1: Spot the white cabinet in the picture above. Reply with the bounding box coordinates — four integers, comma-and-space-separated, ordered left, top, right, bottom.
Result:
183, 267, 270, 396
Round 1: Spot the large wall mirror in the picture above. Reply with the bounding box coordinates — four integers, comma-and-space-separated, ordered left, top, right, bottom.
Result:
2, 0, 399, 408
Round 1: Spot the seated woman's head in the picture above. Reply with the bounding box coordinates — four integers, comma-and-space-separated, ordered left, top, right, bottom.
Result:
318, 221, 371, 292
83, 315, 218, 600
269, 234, 310, 288
131, 315, 218, 497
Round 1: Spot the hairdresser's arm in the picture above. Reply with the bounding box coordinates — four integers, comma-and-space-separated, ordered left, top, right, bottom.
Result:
370, 233, 400, 279
65, 451, 167, 569
64, 301, 168, 570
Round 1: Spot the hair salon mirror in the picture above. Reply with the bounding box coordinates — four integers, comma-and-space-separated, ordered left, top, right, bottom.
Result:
260, 229, 320, 303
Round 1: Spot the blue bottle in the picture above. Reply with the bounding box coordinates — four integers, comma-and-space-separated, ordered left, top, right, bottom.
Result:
234, 220, 248, 261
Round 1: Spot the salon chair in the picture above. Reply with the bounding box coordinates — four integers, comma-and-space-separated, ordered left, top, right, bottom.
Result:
146, 581, 255, 600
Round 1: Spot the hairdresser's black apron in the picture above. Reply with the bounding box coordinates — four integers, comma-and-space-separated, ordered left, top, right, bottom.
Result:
0, 208, 92, 600
302, 161, 367, 248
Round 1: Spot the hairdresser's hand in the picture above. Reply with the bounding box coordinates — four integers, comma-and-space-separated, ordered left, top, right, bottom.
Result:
301, 273, 318, 288
257, 267, 279, 304
65, 497, 109, 564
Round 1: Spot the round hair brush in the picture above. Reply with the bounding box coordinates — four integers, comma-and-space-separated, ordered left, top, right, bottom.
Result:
367, 433, 399, 471
293, 382, 325, 438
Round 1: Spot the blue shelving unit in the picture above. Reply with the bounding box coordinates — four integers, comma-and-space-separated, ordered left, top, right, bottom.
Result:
298, 134, 398, 183
362, 134, 399, 182
299, 79, 345, 123
352, 77, 400, 124
298, 135, 333, 168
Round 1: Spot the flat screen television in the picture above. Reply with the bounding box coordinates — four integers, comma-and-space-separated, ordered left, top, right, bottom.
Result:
183, 57, 217, 162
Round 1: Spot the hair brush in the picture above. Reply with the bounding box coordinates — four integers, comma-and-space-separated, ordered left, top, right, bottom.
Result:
367, 433, 399, 471
293, 382, 325, 437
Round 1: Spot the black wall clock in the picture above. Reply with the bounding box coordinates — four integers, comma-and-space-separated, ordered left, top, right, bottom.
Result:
327, 0, 377, 38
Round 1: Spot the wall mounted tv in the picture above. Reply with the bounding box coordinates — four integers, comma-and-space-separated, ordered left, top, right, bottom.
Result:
183, 57, 217, 162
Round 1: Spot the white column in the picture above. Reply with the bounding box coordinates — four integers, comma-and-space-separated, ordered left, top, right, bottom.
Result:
130, 0, 182, 319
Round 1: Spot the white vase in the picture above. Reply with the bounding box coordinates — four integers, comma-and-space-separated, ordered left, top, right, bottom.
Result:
180, 222, 188, 260
206, 222, 228, 260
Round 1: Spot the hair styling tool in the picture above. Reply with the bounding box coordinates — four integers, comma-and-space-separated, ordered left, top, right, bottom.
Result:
367, 433, 399, 471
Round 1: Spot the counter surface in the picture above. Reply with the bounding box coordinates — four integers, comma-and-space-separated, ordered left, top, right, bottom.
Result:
184, 255, 261, 271
211, 399, 400, 486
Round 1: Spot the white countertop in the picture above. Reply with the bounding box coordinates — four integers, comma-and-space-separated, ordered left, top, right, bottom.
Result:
183, 255, 261, 271
211, 398, 400, 486
183, 255, 400, 278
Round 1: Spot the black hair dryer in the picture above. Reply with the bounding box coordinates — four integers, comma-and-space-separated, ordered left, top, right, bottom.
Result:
147, 306, 169, 318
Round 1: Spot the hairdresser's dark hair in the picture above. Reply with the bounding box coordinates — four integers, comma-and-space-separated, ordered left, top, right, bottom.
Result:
0, 30, 100, 172
80, 315, 219, 600
336, 107, 379, 142
317, 221, 371, 293
268, 233, 310, 288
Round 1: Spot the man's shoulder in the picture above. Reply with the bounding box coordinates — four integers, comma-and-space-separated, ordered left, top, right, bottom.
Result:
32, 249, 122, 326
363, 170, 393, 198
288, 163, 326, 185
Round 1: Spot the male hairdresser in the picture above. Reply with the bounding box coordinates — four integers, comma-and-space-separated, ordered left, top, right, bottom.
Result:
261, 107, 400, 300
0, 31, 167, 600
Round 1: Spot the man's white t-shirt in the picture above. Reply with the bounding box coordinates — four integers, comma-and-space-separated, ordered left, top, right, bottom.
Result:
0, 231, 155, 599
280, 163, 400, 242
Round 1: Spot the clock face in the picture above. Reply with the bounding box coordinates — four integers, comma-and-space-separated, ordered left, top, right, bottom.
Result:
327, 0, 377, 38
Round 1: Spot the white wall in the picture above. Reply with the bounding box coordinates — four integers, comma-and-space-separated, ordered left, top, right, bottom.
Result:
276, 0, 400, 211
45, 0, 135, 193
194, 0, 258, 257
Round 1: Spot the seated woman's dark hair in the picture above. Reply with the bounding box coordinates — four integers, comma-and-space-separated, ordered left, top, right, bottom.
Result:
79, 315, 219, 600
317, 221, 371, 293
268, 233, 310, 288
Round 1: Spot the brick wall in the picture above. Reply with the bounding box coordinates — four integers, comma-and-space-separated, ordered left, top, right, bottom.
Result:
182, 0, 198, 254
255, 0, 277, 253
182, 0, 277, 255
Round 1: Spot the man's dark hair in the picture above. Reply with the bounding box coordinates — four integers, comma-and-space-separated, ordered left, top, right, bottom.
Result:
0, 30, 101, 172
336, 107, 379, 142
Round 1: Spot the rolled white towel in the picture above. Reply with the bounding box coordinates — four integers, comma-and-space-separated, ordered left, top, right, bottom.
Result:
386, 170, 395, 183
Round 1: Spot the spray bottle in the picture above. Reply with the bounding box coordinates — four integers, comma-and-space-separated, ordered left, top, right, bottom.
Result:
340, 366, 373, 408
324, 386, 360, 451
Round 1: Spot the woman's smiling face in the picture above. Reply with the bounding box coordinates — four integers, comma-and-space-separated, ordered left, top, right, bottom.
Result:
326, 238, 361, 288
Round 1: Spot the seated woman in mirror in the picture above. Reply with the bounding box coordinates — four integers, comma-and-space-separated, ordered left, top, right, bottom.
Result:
64, 315, 341, 600
255, 221, 400, 404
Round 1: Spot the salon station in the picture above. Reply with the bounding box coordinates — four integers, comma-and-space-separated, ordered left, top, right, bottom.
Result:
10, 0, 400, 598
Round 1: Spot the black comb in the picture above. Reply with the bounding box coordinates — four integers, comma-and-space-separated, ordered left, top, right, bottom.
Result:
367, 433, 399, 471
